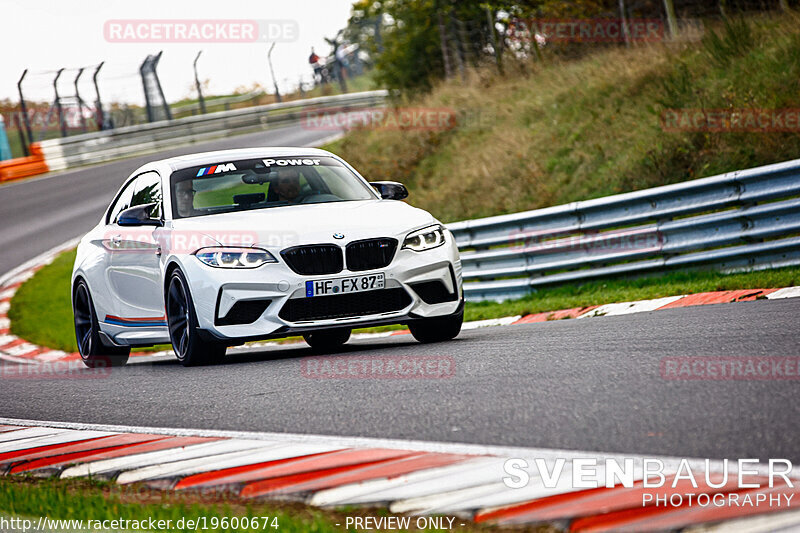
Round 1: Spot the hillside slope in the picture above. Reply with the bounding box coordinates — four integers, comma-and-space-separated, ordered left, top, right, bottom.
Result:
330, 14, 800, 222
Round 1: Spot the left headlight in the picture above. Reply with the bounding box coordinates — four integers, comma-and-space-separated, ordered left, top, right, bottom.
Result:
195, 247, 277, 268
402, 224, 446, 252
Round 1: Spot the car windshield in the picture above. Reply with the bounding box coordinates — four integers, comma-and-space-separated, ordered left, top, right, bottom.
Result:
170, 156, 377, 219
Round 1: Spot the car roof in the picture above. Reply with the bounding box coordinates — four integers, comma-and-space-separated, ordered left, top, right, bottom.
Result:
157, 147, 337, 171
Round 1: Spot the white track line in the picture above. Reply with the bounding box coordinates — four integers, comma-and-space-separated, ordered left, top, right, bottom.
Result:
309, 457, 503, 507
0, 238, 81, 289
0, 427, 70, 444
304, 132, 346, 148
33, 350, 69, 362
4, 343, 39, 357
0, 352, 40, 365
0, 430, 113, 454
117, 442, 337, 485
389, 463, 583, 515
766, 286, 800, 299
61, 439, 274, 479
578, 295, 685, 318
0, 335, 18, 347
0, 416, 718, 475
390, 472, 586, 515
461, 316, 521, 330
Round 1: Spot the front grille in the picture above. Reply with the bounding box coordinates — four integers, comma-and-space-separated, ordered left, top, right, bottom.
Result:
279, 288, 412, 322
281, 244, 343, 275
216, 299, 271, 326
346, 238, 398, 271
409, 280, 458, 304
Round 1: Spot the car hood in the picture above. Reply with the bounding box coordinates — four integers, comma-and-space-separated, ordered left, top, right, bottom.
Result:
169, 199, 438, 250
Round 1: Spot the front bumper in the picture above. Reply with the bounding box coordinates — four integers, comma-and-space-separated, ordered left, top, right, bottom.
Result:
176, 236, 463, 343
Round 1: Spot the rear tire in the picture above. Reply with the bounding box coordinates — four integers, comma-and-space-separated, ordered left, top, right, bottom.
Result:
73, 280, 130, 368
166, 269, 227, 366
303, 328, 351, 353
409, 310, 463, 343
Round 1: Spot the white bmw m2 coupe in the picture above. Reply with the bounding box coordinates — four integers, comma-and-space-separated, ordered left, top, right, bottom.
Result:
71, 148, 463, 367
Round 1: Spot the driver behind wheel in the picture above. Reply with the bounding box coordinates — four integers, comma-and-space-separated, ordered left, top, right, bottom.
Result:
174, 179, 198, 217
272, 168, 304, 203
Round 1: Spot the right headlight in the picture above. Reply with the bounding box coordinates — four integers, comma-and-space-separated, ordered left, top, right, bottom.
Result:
402, 225, 446, 252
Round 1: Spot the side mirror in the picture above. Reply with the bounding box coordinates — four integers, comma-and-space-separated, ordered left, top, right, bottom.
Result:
370, 181, 409, 200
117, 203, 163, 227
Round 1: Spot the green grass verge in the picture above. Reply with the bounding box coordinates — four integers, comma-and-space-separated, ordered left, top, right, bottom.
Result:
8, 250, 77, 353
0, 477, 367, 533
0, 477, 339, 533
464, 267, 800, 321
0, 477, 534, 533
9, 249, 800, 353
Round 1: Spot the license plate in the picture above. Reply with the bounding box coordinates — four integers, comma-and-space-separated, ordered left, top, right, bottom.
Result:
306, 273, 385, 297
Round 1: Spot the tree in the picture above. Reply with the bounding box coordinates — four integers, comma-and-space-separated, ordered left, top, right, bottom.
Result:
344, 0, 791, 95
348, 0, 612, 93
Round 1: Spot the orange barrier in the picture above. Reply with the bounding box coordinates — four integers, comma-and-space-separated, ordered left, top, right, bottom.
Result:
0, 143, 49, 183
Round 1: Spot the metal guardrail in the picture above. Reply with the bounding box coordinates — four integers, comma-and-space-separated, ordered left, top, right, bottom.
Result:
448, 158, 800, 301
37, 90, 388, 172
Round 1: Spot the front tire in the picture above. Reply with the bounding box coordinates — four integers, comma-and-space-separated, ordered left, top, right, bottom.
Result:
409, 310, 463, 343
166, 269, 226, 366
73, 280, 130, 368
303, 328, 351, 353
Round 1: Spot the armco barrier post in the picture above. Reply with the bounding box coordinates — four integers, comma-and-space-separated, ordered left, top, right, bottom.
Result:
53, 68, 67, 138
16, 70, 33, 152
74, 68, 88, 134
93, 62, 106, 130
193, 51, 206, 114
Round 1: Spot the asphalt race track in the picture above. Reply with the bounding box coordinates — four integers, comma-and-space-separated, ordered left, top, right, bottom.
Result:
2, 298, 799, 462
1, 126, 799, 464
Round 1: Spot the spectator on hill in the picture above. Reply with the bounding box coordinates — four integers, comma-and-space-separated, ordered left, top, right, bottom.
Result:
309, 47, 323, 84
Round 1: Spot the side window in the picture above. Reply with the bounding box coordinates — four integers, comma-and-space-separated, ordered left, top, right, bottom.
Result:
131, 172, 163, 219
106, 179, 137, 225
